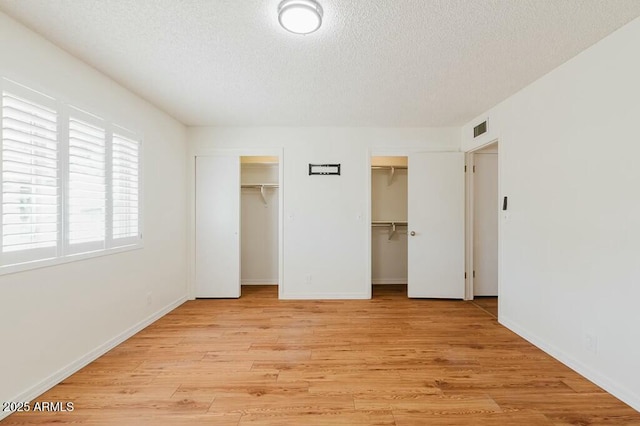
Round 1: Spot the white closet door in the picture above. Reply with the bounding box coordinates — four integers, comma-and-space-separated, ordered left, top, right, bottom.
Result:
195, 155, 240, 298
473, 153, 499, 296
407, 152, 465, 298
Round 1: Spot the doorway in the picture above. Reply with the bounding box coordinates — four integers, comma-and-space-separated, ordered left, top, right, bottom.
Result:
194, 151, 282, 299
371, 156, 408, 297
240, 156, 280, 296
368, 152, 465, 299
467, 142, 499, 316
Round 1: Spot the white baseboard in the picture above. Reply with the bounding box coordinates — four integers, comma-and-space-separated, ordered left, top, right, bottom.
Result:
500, 315, 640, 413
281, 291, 369, 300
0, 295, 188, 421
241, 279, 278, 285
372, 279, 407, 285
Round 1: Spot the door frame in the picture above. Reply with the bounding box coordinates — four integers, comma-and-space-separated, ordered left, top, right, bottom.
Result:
367, 147, 458, 299
188, 148, 285, 299
464, 139, 500, 301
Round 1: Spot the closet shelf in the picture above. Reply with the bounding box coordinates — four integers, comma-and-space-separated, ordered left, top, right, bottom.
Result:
372, 165, 407, 186
372, 220, 408, 240
241, 184, 279, 205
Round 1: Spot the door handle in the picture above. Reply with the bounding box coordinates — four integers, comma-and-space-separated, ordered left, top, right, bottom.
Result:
410, 231, 416, 236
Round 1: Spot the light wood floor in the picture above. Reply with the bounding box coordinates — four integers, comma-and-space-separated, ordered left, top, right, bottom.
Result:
3, 285, 639, 425
471, 296, 498, 318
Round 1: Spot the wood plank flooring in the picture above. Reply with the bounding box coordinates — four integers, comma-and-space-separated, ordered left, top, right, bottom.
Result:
471, 296, 498, 318
3, 285, 639, 425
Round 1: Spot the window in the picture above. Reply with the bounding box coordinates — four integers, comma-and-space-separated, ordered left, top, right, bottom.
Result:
0, 79, 142, 272
112, 131, 139, 244
1, 85, 59, 265
67, 110, 106, 253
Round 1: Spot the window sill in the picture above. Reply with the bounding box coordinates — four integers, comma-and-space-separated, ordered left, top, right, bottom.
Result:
0, 243, 143, 277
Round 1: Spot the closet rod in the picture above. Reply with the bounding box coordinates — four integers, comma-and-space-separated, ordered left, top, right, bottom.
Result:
372, 221, 408, 240
241, 184, 279, 188
372, 165, 407, 185
241, 184, 278, 205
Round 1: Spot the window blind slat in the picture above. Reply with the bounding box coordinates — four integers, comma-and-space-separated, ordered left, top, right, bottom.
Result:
3, 214, 57, 224
69, 140, 105, 153
3, 107, 57, 129
2, 174, 57, 188
3, 182, 58, 194
2, 236, 58, 252
2, 127, 57, 146
2, 136, 57, 158
68, 171, 103, 185
3, 205, 58, 214
3, 94, 57, 120
112, 136, 137, 150
69, 162, 106, 175
4, 223, 58, 236
67, 188, 106, 197
3, 154, 58, 170
113, 195, 138, 201
69, 146, 105, 161
69, 127, 105, 142
3, 118, 57, 139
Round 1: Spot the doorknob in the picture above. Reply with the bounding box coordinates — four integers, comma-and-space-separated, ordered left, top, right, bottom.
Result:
410, 231, 416, 236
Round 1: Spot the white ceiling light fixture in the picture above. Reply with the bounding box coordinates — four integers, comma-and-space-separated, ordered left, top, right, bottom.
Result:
278, 0, 323, 35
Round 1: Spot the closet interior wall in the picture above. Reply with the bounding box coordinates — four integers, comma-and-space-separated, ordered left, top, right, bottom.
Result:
371, 157, 408, 285
241, 159, 279, 285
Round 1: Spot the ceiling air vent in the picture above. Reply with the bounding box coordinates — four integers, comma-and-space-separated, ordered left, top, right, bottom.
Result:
473, 121, 487, 138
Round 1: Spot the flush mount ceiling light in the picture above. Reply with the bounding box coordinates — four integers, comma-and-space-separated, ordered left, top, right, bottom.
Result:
278, 0, 323, 35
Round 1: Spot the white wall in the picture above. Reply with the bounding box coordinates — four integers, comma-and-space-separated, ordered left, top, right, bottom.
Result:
462, 17, 640, 411
0, 12, 188, 410
189, 127, 459, 299
241, 163, 279, 284
371, 168, 408, 284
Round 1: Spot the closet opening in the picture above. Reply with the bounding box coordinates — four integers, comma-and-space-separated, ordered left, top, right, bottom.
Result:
468, 142, 498, 317
371, 156, 408, 298
240, 156, 280, 297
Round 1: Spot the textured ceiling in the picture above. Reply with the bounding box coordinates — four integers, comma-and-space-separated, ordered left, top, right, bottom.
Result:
1, 1, 639, 127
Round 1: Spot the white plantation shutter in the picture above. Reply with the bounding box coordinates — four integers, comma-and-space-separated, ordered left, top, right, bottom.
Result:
1, 84, 59, 264
0, 78, 143, 271
67, 110, 106, 253
112, 131, 140, 244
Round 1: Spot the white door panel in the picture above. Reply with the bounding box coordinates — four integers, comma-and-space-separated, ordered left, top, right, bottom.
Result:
195, 155, 240, 298
408, 152, 465, 298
